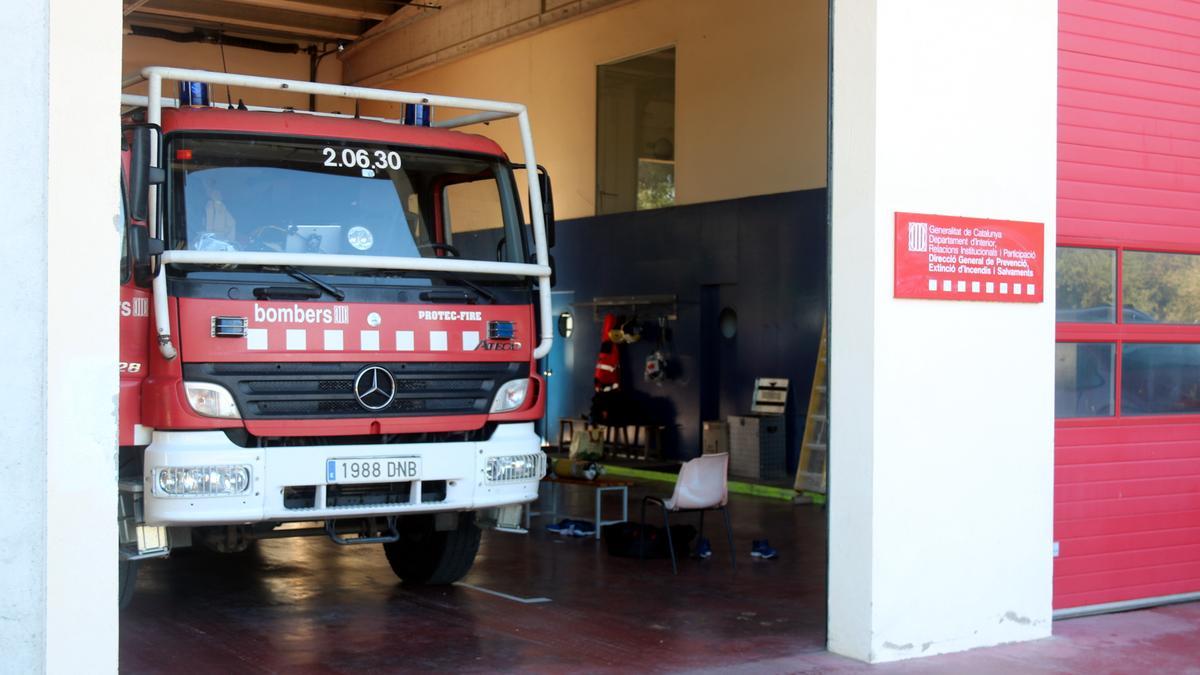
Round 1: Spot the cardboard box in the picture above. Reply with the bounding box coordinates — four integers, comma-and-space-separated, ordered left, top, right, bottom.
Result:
702, 420, 728, 455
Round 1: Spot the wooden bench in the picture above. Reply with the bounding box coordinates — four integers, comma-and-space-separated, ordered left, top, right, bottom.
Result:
558, 417, 666, 461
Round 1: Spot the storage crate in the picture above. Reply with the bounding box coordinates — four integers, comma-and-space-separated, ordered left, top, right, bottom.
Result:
702, 420, 728, 455
728, 414, 786, 480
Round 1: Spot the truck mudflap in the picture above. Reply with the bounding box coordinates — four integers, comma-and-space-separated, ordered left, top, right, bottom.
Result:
141, 422, 545, 526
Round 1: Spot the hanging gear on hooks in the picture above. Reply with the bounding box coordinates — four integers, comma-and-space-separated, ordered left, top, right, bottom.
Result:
645, 315, 671, 384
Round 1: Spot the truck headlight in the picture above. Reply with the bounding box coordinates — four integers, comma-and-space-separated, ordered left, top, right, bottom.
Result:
490, 379, 530, 413
184, 382, 241, 419
485, 454, 544, 483
156, 465, 251, 496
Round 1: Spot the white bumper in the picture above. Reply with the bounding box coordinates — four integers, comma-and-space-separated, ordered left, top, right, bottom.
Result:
142, 423, 545, 526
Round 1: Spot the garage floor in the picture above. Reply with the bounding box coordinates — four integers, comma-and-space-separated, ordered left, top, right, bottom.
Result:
120, 481, 828, 672
119, 481, 1200, 673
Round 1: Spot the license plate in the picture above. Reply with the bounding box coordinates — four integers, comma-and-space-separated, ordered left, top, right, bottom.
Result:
326, 457, 422, 484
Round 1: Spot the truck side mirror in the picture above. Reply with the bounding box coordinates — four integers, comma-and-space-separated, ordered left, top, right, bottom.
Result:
537, 165, 555, 248
125, 124, 164, 224
129, 224, 164, 287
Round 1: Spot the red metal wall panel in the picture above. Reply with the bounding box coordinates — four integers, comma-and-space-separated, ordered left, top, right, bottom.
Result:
1056, 0, 1200, 610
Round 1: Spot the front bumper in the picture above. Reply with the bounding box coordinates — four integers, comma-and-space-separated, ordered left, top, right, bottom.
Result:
142, 422, 545, 526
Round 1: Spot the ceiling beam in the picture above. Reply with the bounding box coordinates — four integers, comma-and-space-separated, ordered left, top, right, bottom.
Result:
343, 0, 629, 86
133, 0, 367, 42
125, 15, 325, 45
217, 0, 398, 23
123, 0, 153, 16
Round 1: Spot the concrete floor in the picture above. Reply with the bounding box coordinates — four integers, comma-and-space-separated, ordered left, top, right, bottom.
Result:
120, 481, 1200, 673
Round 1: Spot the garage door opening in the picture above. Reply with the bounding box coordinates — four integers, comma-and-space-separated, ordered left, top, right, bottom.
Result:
117, 0, 832, 670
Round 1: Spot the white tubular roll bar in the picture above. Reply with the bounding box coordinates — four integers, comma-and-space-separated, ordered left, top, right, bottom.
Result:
130, 67, 554, 361
161, 250, 551, 279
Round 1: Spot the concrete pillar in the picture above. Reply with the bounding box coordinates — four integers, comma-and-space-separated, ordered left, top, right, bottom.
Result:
827, 0, 1057, 663
0, 0, 121, 671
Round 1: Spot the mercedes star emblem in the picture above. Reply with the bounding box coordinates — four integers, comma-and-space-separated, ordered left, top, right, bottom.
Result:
353, 365, 396, 411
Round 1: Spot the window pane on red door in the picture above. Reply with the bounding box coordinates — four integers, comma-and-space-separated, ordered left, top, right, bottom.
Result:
1055, 343, 1115, 418
1122, 343, 1200, 415
1056, 247, 1115, 323
1124, 251, 1200, 324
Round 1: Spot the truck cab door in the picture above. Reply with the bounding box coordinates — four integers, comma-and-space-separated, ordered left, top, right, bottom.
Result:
118, 174, 152, 447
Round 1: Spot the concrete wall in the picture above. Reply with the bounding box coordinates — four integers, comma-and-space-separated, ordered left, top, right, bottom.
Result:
123, 34, 349, 112
353, 0, 827, 219
1, 0, 122, 671
827, 0, 1057, 663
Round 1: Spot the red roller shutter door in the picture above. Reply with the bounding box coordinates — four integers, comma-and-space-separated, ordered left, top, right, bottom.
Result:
1056, 0, 1200, 612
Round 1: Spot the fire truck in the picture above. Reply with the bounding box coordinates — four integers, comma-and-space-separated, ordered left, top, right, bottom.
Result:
118, 67, 554, 607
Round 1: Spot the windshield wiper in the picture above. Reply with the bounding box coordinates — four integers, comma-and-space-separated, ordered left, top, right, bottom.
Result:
439, 275, 495, 304
284, 266, 345, 301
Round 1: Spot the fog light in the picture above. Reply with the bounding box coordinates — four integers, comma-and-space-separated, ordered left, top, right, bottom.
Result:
485, 453, 544, 483
184, 381, 241, 419
157, 465, 251, 496
490, 379, 530, 413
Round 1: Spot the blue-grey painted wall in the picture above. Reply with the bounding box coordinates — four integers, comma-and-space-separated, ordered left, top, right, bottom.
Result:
547, 189, 827, 470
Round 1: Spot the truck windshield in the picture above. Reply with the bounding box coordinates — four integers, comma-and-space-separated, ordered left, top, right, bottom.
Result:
166, 134, 525, 267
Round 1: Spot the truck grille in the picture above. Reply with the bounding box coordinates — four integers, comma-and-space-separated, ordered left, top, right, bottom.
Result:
183, 362, 527, 420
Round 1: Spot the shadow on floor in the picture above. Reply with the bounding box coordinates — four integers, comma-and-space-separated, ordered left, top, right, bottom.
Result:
120, 481, 828, 673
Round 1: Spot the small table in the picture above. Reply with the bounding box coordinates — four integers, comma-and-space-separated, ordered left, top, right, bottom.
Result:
525, 476, 633, 539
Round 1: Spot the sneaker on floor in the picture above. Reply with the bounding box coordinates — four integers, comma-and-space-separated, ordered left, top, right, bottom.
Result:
571, 520, 596, 537
546, 519, 572, 534
752, 539, 779, 560
694, 537, 712, 559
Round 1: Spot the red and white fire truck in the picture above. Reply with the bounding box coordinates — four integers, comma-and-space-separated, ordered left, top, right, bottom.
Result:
118, 67, 554, 606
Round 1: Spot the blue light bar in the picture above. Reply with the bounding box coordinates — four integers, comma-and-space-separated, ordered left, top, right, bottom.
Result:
404, 102, 432, 127
178, 81, 210, 107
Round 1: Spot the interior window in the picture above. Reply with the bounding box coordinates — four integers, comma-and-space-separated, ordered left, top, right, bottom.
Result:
596, 47, 676, 215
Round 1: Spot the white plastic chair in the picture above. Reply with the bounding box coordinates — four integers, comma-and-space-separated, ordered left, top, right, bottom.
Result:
640, 453, 734, 574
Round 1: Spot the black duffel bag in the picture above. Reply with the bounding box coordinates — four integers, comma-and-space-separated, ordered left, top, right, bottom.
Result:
602, 521, 695, 559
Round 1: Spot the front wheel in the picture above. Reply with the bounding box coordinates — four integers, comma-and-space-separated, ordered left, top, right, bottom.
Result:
382, 513, 481, 585
118, 559, 139, 610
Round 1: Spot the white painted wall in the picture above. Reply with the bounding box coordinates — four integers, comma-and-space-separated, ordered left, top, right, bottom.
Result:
0, 1, 51, 668
355, 0, 828, 219
0, 0, 121, 672
828, 0, 1057, 663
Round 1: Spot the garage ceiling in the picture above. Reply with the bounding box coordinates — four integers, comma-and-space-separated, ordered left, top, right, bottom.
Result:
123, 0, 419, 44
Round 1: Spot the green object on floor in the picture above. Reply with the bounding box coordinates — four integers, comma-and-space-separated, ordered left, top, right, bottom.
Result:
603, 464, 801, 502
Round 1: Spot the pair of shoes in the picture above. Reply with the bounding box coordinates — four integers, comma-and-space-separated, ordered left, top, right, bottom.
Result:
545, 518, 595, 537
751, 539, 778, 560
693, 537, 713, 559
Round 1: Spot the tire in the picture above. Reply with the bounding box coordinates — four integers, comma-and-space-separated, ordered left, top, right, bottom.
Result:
118, 559, 139, 610
382, 513, 481, 585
